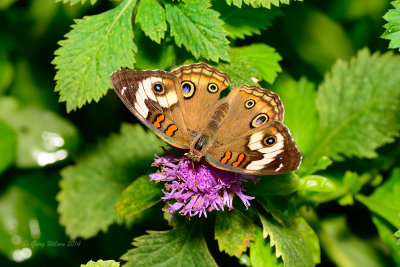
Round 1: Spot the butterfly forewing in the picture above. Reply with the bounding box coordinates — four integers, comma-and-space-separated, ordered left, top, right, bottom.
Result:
111, 69, 190, 148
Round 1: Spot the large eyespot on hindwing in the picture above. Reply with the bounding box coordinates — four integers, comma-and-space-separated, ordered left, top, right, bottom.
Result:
207, 83, 219, 93
244, 99, 256, 109
152, 83, 165, 94
250, 113, 269, 128
182, 81, 196, 99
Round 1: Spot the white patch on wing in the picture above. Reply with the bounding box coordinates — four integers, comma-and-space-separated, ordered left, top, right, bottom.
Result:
275, 163, 283, 172
246, 133, 284, 171
121, 86, 127, 95
166, 91, 178, 106
135, 102, 148, 118
248, 132, 264, 150
157, 96, 169, 108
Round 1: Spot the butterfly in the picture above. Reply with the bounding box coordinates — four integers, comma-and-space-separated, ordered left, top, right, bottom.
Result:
110, 63, 301, 175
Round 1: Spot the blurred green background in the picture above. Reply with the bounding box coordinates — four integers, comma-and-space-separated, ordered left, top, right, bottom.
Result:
0, 0, 398, 266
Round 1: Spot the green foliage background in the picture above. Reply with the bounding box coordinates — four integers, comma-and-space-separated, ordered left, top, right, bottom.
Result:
1, 0, 400, 266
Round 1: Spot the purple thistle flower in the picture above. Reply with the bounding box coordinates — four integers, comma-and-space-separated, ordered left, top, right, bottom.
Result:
149, 154, 257, 218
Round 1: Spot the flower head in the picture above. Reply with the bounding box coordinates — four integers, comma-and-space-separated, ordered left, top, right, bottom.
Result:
150, 154, 257, 218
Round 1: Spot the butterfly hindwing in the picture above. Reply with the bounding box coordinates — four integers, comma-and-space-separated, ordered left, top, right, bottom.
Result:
204, 85, 301, 175
206, 121, 302, 175
111, 69, 190, 148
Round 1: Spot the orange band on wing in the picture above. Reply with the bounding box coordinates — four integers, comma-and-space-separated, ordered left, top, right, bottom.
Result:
153, 114, 165, 128
165, 124, 178, 137
232, 153, 246, 167
220, 151, 232, 164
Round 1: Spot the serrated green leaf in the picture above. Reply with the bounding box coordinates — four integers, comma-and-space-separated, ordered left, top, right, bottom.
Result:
57, 124, 163, 239
372, 217, 400, 265
53, 0, 137, 112
165, 0, 230, 62
215, 209, 256, 258
299, 175, 336, 193
382, 1, 400, 50
215, 1, 281, 39
247, 172, 300, 196
122, 222, 218, 267
115, 175, 162, 218
0, 121, 16, 174
273, 75, 317, 155
81, 260, 120, 267
257, 198, 320, 267
355, 167, 400, 227
217, 44, 282, 85
55, 0, 97, 6
135, 0, 167, 43
250, 228, 283, 267
0, 97, 79, 168
230, 44, 282, 83
305, 49, 400, 168
225, 0, 302, 9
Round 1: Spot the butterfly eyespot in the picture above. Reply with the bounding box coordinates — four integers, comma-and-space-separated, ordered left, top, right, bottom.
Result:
245, 99, 256, 109
182, 81, 196, 99
153, 83, 164, 93
264, 136, 276, 146
250, 113, 269, 128
207, 83, 218, 93
130, 85, 134, 89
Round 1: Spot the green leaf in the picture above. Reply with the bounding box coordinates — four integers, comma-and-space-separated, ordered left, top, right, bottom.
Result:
230, 44, 282, 83
250, 228, 283, 267
115, 175, 162, 218
135, 0, 167, 43
0, 97, 79, 168
57, 124, 163, 239
0, 121, 16, 174
122, 222, 218, 267
382, 1, 400, 51
215, 2, 281, 39
81, 260, 120, 267
297, 156, 332, 177
298, 175, 336, 193
305, 49, 400, 167
215, 209, 256, 258
165, 0, 230, 62
55, 0, 98, 6
372, 217, 400, 265
319, 216, 385, 267
217, 44, 282, 85
355, 167, 400, 227
247, 172, 300, 196
273, 75, 318, 155
53, 0, 137, 112
225, 0, 302, 9
257, 198, 320, 267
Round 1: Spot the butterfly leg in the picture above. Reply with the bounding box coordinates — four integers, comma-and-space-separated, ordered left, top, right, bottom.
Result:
190, 160, 198, 187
